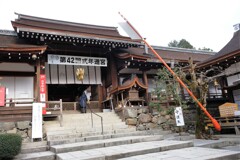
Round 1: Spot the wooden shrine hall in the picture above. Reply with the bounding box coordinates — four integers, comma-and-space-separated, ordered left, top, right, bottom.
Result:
0, 13, 214, 112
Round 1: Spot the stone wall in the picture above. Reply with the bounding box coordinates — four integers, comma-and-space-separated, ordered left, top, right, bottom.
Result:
122, 107, 176, 132
120, 106, 196, 133
0, 121, 46, 142
183, 108, 197, 134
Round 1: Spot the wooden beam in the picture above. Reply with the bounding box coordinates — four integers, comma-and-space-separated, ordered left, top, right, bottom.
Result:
98, 84, 103, 110
34, 60, 41, 102
0, 71, 35, 76
143, 71, 149, 104
110, 53, 118, 89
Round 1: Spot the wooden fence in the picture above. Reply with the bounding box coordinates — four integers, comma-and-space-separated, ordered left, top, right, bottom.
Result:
0, 98, 63, 127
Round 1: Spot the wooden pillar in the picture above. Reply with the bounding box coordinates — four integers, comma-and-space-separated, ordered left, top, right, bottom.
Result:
110, 54, 118, 89
98, 84, 103, 111
40, 56, 47, 102
102, 76, 107, 100
109, 53, 118, 108
221, 77, 228, 99
34, 55, 47, 103
121, 92, 124, 104
34, 60, 41, 102
143, 71, 149, 104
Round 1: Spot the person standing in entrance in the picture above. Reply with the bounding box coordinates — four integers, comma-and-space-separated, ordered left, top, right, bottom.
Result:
79, 90, 88, 113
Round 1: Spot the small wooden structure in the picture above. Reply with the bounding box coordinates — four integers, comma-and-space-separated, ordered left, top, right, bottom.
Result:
125, 88, 145, 107
206, 102, 240, 135
206, 116, 240, 135
109, 76, 147, 108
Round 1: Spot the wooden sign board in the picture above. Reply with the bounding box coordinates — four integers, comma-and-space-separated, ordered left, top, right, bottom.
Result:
219, 102, 238, 117
39, 75, 46, 114
174, 107, 185, 126
32, 103, 43, 139
0, 87, 6, 106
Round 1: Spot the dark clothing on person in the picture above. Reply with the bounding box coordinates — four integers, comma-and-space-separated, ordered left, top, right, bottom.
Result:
79, 91, 87, 113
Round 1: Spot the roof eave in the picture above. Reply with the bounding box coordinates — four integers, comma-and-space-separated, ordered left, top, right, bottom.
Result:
15, 13, 118, 31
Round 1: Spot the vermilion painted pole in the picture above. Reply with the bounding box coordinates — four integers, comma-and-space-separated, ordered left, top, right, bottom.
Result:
119, 12, 221, 131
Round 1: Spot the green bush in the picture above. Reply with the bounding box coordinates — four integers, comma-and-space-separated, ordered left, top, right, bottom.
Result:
0, 133, 22, 159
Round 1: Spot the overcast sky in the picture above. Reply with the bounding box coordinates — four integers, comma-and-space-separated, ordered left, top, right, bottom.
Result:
1, 0, 240, 52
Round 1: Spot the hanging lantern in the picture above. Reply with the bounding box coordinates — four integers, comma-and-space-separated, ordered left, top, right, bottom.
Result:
214, 79, 219, 86
76, 68, 85, 81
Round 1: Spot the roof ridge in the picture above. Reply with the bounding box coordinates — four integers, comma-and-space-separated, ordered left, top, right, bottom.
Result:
152, 45, 216, 55
0, 30, 17, 36
15, 13, 118, 31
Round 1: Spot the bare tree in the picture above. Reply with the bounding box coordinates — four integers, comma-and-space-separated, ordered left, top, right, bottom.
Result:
181, 57, 219, 139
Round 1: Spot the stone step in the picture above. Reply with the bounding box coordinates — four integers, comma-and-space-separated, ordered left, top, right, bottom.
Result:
45, 118, 122, 125
62, 112, 119, 118
16, 130, 172, 159
47, 116, 122, 121
46, 122, 127, 128
51, 135, 163, 154
56, 140, 193, 160
48, 131, 139, 146
45, 123, 129, 133
45, 112, 121, 121
62, 115, 121, 119
193, 138, 240, 148
118, 147, 240, 160
15, 151, 55, 160
46, 127, 137, 141
44, 120, 125, 127
48, 129, 170, 146
47, 115, 121, 119
21, 141, 48, 154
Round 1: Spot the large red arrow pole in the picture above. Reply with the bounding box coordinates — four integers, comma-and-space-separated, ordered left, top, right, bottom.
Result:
119, 12, 221, 131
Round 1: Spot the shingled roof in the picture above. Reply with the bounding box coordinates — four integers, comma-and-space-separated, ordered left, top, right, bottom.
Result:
196, 29, 240, 69
117, 46, 214, 63
0, 30, 46, 52
11, 13, 140, 46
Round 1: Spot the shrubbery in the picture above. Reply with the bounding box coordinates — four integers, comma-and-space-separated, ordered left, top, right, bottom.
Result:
0, 133, 22, 159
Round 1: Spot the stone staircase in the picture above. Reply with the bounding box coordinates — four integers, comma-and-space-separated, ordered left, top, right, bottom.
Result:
45, 112, 137, 141
15, 111, 240, 160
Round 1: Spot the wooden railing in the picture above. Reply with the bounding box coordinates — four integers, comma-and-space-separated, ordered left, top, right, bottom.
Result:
5, 98, 35, 107
0, 106, 32, 122
42, 99, 63, 127
205, 116, 240, 135
182, 93, 225, 100
0, 98, 63, 127
47, 101, 99, 111
86, 103, 103, 135
0, 98, 35, 122
149, 93, 225, 102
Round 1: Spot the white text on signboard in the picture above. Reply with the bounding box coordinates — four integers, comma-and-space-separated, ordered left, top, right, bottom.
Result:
48, 54, 107, 67
174, 107, 185, 126
32, 103, 43, 139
